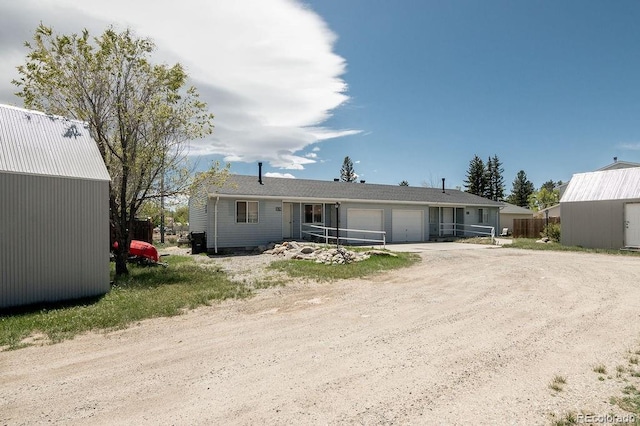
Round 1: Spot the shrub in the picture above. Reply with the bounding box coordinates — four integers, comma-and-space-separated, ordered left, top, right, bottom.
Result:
541, 223, 561, 241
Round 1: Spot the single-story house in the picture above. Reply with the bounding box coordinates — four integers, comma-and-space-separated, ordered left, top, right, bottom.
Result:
0, 104, 111, 309
560, 168, 640, 249
499, 203, 534, 235
189, 169, 503, 253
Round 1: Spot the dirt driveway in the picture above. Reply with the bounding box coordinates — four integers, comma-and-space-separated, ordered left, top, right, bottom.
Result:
2, 247, 640, 425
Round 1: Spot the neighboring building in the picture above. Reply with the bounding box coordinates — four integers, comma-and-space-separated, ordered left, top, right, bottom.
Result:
499, 203, 534, 234
560, 168, 640, 249
0, 104, 111, 308
533, 204, 561, 219
190, 171, 502, 253
558, 158, 640, 199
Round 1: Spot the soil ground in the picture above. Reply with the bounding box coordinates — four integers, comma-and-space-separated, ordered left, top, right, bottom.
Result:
2, 245, 640, 425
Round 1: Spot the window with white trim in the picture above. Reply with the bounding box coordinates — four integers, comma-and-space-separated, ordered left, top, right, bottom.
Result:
236, 201, 259, 223
478, 208, 488, 224
304, 204, 323, 223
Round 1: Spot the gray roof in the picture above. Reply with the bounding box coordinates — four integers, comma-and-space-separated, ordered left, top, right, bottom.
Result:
499, 202, 534, 215
0, 104, 110, 181
211, 174, 503, 207
561, 168, 640, 202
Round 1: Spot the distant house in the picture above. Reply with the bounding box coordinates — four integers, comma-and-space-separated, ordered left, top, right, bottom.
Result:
533, 204, 560, 219
499, 203, 534, 234
189, 169, 503, 253
560, 168, 640, 249
0, 104, 111, 308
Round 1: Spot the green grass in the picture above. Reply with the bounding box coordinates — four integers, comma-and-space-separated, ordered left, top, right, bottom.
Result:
268, 250, 420, 281
510, 239, 640, 256
593, 364, 608, 375
0, 256, 251, 350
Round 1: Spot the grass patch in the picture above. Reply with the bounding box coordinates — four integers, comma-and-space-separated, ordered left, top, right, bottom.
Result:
510, 239, 640, 256
611, 385, 640, 415
0, 256, 251, 350
549, 411, 577, 426
593, 364, 608, 375
458, 237, 495, 245
268, 250, 420, 281
550, 375, 567, 392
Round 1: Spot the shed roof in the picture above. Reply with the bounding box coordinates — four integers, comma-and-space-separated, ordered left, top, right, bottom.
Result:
210, 174, 503, 207
0, 104, 110, 181
561, 168, 640, 202
499, 202, 534, 215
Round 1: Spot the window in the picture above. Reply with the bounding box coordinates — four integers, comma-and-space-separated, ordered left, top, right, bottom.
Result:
236, 201, 258, 223
478, 208, 488, 224
304, 204, 323, 223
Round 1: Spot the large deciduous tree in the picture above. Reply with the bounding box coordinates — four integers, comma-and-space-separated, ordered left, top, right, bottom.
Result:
13, 24, 220, 275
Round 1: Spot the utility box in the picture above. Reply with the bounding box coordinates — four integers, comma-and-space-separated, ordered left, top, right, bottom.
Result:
190, 232, 206, 254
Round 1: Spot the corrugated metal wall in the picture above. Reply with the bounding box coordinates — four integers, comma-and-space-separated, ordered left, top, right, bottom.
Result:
0, 173, 110, 308
561, 200, 624, 249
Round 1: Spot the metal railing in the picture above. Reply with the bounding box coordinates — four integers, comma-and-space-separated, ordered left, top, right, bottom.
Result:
302, 224, 386, 247
439, 223, 495, 243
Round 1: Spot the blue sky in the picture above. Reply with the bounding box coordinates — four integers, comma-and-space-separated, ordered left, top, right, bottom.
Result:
1, 1, 639, 191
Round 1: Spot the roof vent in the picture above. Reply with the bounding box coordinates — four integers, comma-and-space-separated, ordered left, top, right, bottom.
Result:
360, 180, 366, 184
614, 156, 618, 162
334, 178, 339, 182
442, 178, 446, 193
258, 162, 263, 185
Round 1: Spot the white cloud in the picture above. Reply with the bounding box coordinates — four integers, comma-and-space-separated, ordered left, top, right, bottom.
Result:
355, 160, 361, 164
265, 172, 296, 179
312, 147, 321, 152
618, 142, 640, 151
305, 152, 318, 159
0, 0, 360, 170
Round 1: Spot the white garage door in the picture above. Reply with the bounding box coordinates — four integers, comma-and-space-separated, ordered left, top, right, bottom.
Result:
347, 209, 383, 243
392, 210, 423, 242
625, 203, 640, 247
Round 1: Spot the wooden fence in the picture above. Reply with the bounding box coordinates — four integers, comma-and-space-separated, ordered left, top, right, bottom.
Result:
512, 217, 560, 238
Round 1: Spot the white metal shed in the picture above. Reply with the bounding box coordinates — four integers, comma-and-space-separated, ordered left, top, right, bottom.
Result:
560, 168, 640, 249
0, 104, 111, 308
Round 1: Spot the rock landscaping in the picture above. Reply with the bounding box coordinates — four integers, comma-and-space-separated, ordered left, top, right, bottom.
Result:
262, 241, 397, 265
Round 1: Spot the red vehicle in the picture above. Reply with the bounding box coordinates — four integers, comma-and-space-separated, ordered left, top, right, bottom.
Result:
112, 240, 165, 266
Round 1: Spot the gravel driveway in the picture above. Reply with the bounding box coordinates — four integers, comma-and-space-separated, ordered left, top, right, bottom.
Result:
2, 246, 640, 425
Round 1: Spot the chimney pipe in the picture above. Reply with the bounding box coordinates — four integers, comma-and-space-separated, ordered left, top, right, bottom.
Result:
258, 162, 263, 185
442, 178, 445, 193
614, 156, 618, 162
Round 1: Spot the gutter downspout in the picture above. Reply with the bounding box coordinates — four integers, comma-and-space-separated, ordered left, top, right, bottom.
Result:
214, 196, 219, 254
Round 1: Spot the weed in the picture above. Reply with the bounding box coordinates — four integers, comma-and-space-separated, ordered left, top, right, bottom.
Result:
550, 411, 577, 426
630, 356, 639, 365
593, 364, 607, 375
550, 375, 567, 392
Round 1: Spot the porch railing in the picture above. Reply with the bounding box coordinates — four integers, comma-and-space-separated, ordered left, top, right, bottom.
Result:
439, 223, 495, 243
302, 224, 386, 247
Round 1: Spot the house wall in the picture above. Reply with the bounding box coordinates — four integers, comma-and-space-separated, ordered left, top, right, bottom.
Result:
208, 198, 283, 249
561, 200, 626, 249
500, 213, 532, 234
0, 173, 110, 308
205, 198, 501, 248
188, 191, 208, 233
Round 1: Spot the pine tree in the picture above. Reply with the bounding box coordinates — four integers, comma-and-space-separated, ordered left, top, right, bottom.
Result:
463, 155, 487, 196
506, 170, 535, 207
399, 180, 409, 186
340, 156, 357, 182
484, 154, 505, 201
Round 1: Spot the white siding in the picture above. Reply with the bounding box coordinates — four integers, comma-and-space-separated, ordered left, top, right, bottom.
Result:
0, 174, 110, 308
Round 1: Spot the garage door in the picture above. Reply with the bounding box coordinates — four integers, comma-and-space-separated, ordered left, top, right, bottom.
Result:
392, 210, 423, 242
347, 209, 383, 243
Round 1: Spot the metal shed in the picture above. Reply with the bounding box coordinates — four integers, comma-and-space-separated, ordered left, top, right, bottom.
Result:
0, 104, 111, 308
560, 168, 640, 249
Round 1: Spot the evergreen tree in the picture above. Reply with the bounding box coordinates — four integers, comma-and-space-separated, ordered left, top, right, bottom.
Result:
463, 155, 487, 196
540, 180, 558, 192
340, 156, 357, 182
506, 170, 535, 207
484, 154, 505, 201
399, 180, 409, 186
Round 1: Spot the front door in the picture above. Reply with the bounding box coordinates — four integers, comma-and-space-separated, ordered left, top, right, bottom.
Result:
625, 203, 640, 247
282, 203, 293, 239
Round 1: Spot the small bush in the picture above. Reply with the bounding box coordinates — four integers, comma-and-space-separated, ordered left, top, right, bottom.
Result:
541, 222, 561, 241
